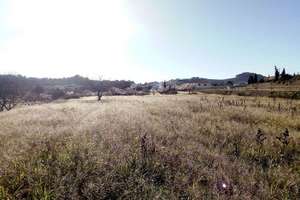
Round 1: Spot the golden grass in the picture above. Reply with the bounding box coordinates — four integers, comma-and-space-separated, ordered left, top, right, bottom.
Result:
0, 94, 299, 199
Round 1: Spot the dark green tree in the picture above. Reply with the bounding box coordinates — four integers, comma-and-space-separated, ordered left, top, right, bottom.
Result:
163, 81, 167, 89
281, 68, 286, 77
253, 74, 258, 83
274, 66, 280, 81
248, 76, 254, 84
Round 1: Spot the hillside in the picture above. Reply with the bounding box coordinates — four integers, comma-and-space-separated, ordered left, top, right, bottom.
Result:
2, 73, 299, 101
0, 74, 134, 95
172, 72, 265, 86
0, 72, 264, 90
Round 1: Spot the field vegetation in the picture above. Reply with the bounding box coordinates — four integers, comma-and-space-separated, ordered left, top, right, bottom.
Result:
0, 94, 299, 199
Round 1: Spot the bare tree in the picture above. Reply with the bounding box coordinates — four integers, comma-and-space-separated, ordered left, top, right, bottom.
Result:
0, 76, 20, 111
187, 84, 196, 94
97, 76, 103, 101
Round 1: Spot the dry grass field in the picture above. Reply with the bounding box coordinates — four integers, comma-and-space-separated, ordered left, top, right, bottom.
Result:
0, 94, 299, 199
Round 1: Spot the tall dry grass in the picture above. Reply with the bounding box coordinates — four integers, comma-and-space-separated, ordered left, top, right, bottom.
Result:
0, 94, 299, 199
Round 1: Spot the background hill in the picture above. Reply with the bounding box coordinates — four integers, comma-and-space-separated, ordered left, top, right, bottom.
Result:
0, 72, 265, 94
0, 74, 133, 93
2, 72, 299, 101
172, 72, 265, 86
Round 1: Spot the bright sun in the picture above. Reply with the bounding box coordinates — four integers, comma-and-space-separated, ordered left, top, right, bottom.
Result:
1, 0, 135, 79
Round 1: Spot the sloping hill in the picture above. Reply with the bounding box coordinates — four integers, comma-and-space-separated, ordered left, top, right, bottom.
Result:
0, 74, 134, 93
231, 72, 264, 84
172, 72, 264, 86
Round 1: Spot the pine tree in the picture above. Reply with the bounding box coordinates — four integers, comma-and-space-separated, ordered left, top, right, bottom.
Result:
163, 81, 167, 89
253, 74, 258, 83
274, 66, 280, 81
248, 76, 254, 84
281, 68, 286, 77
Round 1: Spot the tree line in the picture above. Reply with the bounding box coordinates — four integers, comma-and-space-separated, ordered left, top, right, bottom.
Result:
248, 66, 297, 84
0, 74, 134, 111
273, 66, 294, 82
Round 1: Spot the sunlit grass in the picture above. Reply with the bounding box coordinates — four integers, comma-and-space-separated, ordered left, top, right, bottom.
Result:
0, 94, 299, 199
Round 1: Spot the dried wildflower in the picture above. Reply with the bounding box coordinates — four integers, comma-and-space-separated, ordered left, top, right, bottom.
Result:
276, 128, 289, 145
233, 142, 240, 157
256, 129, 266, 145
141, 133, 148, 159
140, 133, 156, 160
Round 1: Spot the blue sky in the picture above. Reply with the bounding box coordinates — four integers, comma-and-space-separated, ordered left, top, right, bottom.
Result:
0, 0, 299, 82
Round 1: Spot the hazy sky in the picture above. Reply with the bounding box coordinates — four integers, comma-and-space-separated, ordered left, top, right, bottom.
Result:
0, 0, 300, 82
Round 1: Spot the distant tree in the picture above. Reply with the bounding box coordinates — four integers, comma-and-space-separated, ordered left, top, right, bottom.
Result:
281, 68, 286, 77
159, 81, 178, 95
96, 76, 103, 101
0, 76, 20, 111
32, 85, 44, 95
274, 66, 280, 81
248, 74, 259, 84
187, 84, 196, 94
227, 81, 233, 86
163, 81, 167, 89
248, 76, 254, 84
50, 88, 65, 100
253, 74, 258, 83
134, 85, 144, 91
278, 68, 293, 82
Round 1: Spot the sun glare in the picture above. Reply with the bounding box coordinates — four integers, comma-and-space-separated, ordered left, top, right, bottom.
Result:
1, 0, 135, 78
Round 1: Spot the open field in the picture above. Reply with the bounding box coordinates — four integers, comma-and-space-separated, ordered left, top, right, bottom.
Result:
0, 94, 299, 199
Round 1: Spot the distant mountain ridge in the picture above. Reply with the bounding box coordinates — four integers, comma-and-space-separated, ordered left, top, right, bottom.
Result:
171, 72, 265, 86
0, 74, 134, 93
232, 72, 265, 83
0, 72, 265, 94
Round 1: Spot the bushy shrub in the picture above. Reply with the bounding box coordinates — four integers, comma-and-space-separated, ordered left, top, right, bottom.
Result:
50, 88, 65, 100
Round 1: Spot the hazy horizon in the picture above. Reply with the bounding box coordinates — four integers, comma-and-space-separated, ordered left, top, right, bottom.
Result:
0, 71, 274, 84
1, 0, 300, 82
